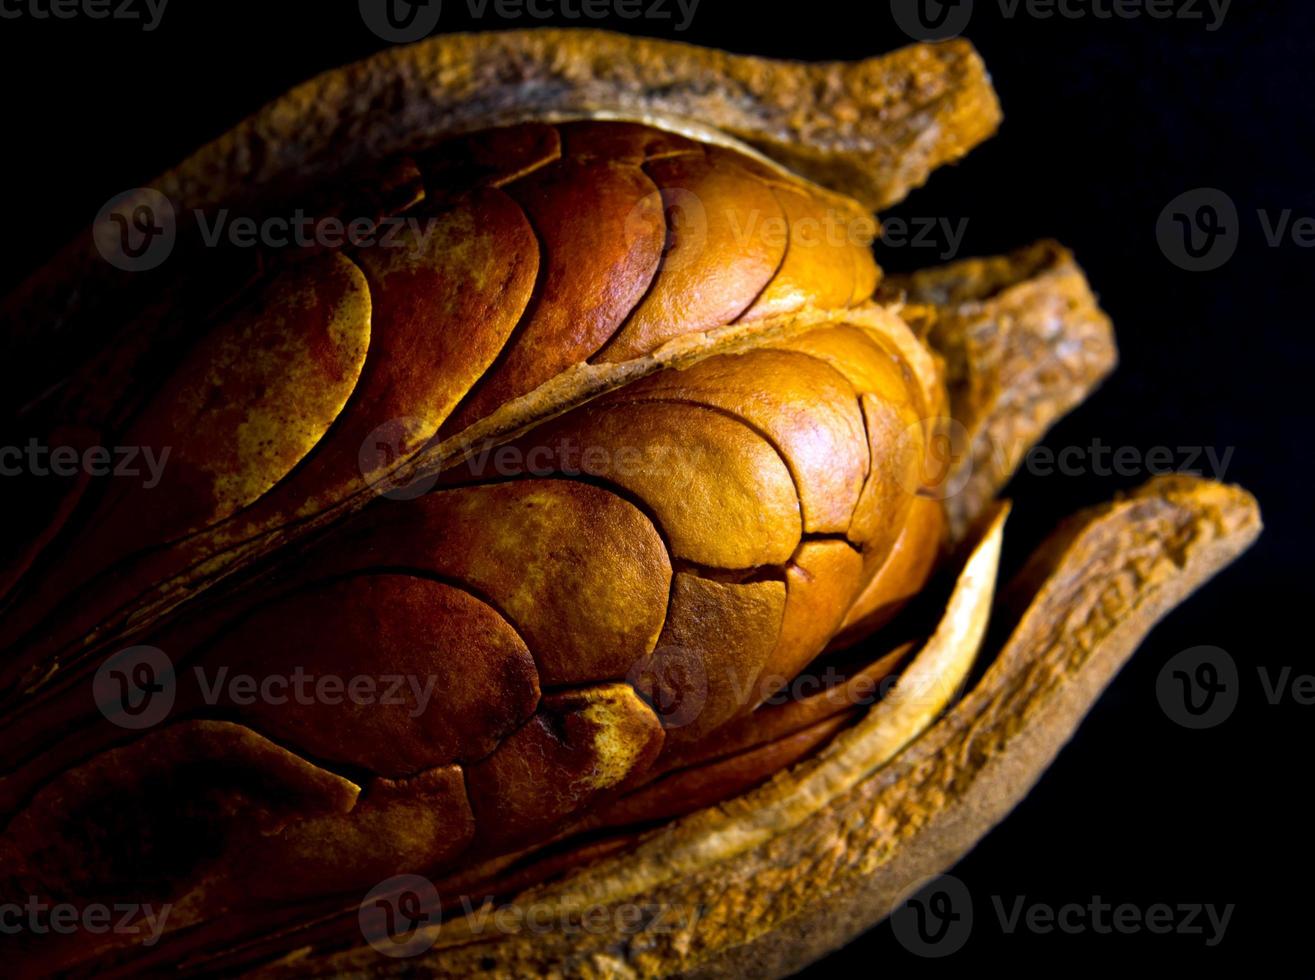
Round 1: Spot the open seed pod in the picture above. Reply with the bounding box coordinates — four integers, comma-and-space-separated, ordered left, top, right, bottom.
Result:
0, 30, 1260, 977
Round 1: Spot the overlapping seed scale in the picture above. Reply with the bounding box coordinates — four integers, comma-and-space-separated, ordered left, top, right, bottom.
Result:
4, 122, 881, 651
0, 720, 477, 913
0, 179, 542, 654
4, 123, 932, 921
75, 185, 541, 561
436, 328, 931, 742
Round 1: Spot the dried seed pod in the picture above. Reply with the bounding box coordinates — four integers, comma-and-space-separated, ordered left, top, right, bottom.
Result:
0, 31, 1257, 977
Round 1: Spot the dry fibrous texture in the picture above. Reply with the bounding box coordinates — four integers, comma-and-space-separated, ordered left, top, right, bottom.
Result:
0, 30, 1256, 979
883, 241, 1119, 541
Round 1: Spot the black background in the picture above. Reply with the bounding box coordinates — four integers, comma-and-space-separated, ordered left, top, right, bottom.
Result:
1, 0, 1309, 975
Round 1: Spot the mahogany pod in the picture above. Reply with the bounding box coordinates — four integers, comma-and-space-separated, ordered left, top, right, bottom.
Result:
0, 31, 1257, 978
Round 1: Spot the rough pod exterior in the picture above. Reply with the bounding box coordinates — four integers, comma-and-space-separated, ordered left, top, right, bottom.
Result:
0, 30, 1259, 977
